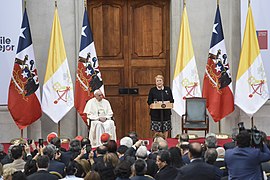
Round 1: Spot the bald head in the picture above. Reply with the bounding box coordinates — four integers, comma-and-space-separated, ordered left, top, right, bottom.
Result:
179, 133, 189, 143
189, 142, 203, 159
204, 148, 217, 164
158, 140, 168, 150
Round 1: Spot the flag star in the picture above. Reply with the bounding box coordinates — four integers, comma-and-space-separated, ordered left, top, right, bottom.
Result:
215, 65, 221, 72
81, 26, 87, 37
21, 70, 28, 78
20, 27, 27, 39
213, 23, 218, 34
85, 68, 92, 76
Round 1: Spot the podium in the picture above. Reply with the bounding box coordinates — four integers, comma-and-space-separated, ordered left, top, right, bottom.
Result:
150, 101, 173, 133
150, 102, 173, 109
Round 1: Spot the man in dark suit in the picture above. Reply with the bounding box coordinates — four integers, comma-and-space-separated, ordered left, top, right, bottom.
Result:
225, 130, 270, 179
92, 145, 116, 180
204, 148, 224, 178
214, 147, 227, 176
175, 142, 219, 180
155, 150, 178, 180
178, 133, 190, 164
223, 128, 238, 150
43, 144, 66, 178
50, 137, 66, 152
92, 145, 108, 166
60, 139, 81, 166
136, 145, 158, 178
27, 155, 58, 180
131, 159, 154, 180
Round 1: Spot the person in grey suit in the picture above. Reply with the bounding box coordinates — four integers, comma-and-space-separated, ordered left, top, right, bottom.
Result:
3, 145, 26, 172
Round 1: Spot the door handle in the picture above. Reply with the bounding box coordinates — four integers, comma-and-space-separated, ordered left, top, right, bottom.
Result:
129, 88, 138, 94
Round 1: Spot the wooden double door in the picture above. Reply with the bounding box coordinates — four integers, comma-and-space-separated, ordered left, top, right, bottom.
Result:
88, 0, 170, 138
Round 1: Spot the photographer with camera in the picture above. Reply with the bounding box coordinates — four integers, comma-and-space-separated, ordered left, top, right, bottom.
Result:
43, 144, 65, 178
225, 129, 270, 179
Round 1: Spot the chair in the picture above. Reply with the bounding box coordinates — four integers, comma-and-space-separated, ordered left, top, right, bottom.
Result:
181, 97, 209, 136
88, 117, 117, 147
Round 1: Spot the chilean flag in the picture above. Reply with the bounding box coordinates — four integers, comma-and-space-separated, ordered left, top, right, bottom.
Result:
8, 9, 42, 129
74, 8, 104, 124
202, 6, 234, 122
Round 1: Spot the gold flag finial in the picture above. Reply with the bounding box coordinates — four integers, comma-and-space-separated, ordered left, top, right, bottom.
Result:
24, 0, 26, 9
217, 0, 220, 6
184, 0, 186, 7
248, 0, 250, 6
55, 0, 57, 8
84, 0, 87, 8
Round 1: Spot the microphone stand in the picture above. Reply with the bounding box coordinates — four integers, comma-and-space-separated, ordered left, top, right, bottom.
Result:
161, 89, 164, 133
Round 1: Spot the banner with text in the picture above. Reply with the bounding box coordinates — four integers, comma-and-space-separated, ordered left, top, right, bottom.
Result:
0, 0, 22, 104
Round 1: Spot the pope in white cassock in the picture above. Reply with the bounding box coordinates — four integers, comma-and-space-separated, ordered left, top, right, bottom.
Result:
83, 90, 117, 147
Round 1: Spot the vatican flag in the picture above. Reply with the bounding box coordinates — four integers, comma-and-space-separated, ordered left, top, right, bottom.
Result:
41, 8, 74, 123
172, 7, 201, 116
235, 6, 269, 117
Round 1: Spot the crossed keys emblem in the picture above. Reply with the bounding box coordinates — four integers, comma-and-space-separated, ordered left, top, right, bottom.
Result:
181, 78, 199, 99
248, 76, 268, 98
53, 82, 73, 105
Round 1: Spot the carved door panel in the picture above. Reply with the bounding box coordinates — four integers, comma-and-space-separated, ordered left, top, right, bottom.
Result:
88, 0, 170, 138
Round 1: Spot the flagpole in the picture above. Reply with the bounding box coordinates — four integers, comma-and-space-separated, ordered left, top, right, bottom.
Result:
216, 12, 221, 129
55, 0, 57, 8
248, 0, 250, 7
183, 0, 186, 7
251, 116, 254, 127
21, 129, 23, 138
217, 0, 219, 6
24, 0, 26, 9
218, 122, 221, 133
84, 0, 87, 8
58, 122, 60, 137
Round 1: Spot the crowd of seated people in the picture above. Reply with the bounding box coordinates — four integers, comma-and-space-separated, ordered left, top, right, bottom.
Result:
1, 130, 270, 180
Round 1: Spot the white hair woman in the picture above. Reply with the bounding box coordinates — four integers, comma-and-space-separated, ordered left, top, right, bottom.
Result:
147, 75, 174, 139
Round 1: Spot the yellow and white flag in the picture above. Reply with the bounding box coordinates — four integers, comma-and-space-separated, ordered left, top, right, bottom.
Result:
41, 8, 74, 123
235, 6, 269, 117
172, 7, 201, 116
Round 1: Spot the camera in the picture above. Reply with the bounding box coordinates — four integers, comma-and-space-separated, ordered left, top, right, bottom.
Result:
141, 140, 149, 146
27, 139, 33, 145
85, 144, 92, 153
238, 122, 263, 149
38, 138, 44, 147
19, 143, 26, 150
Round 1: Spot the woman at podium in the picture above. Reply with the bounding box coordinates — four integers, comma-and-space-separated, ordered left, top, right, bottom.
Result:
147, 75, 174, 138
